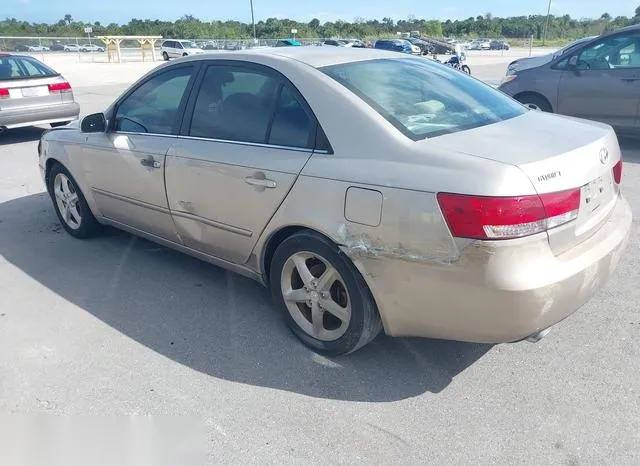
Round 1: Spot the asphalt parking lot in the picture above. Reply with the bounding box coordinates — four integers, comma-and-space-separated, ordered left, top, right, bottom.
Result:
1, 51, 639, 463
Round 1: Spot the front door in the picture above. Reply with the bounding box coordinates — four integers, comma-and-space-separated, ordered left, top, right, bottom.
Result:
165, 63, 319, 264
557, 31, 640, 131
84, 64, 197, 241
173, 42, 184, 58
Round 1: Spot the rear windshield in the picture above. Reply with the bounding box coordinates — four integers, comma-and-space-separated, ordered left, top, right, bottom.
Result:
321, 58, 526, 140
0, 56, 58, 80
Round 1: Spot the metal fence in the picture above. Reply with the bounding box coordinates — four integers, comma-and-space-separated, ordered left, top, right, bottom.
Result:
0, 36, 325, 52
1, 35, 552, 63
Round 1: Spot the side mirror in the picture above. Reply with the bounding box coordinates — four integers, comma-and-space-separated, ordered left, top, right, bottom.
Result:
81, 113, 106, 133
568, 55, 579, 69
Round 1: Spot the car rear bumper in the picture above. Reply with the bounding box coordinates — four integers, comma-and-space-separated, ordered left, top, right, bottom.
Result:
350, 194, 632, 343
0, 102, 80, 129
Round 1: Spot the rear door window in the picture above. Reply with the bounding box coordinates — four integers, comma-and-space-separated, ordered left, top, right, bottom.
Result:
188, 64, 316, 148
268, 85, 314, 148
189, 65, 279, 143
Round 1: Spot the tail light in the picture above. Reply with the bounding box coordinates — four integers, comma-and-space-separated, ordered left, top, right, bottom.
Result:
437, 188, 581, 240
0, 88, 9, 99
48, 82, 72, 93
613, 160, 623, 184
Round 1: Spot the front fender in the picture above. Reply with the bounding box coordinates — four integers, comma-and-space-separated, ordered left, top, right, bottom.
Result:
40, 129, 104, 220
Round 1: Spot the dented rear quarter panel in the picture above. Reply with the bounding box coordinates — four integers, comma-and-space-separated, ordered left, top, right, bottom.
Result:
252, 174, 459, 333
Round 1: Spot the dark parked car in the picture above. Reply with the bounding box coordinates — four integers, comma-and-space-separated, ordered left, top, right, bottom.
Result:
498, 24, 640, 134
50, 43, 65, 51
14, 44, 30, 52
407, 38, 434, 55
374, 39, 412, 54
490, 40, 510, 50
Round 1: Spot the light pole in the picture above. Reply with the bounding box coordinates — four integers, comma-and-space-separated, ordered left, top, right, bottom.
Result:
542, 0, 552, 46
250, 0, 256, 41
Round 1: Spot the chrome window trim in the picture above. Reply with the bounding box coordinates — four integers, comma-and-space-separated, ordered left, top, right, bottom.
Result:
176, 135, 325, 153
106, 131, 329, 154
111, 131, 177, 139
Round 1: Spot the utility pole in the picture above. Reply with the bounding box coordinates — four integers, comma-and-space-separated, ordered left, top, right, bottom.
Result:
542, 0, 552, 46
250, 0, 256, 41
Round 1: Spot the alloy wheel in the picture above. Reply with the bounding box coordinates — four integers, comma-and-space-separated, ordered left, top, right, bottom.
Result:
53, 173, 82, 230
280, 251, 352, 341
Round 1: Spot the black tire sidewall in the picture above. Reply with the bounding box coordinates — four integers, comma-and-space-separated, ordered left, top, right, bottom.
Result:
270, 232, 378, 356
48, 163, 100, 239
163, 52, 169, 60
518, 94, 552, 112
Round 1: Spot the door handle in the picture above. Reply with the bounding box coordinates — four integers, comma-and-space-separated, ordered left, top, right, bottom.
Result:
140, 156, 161, 169
244, 175, 276, 189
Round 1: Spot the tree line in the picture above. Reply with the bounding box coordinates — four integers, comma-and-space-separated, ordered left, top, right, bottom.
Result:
2, 8, 640, 40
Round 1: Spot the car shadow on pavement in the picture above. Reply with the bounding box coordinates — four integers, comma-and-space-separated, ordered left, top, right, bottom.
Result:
0, 193, 492, 402
0, 127, 45, 145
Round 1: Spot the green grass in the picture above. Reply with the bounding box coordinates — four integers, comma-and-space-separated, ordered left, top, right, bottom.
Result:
508, 38, 572, 48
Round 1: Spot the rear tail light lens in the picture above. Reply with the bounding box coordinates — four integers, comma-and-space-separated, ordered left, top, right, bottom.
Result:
613, 160, 623, 184
437, 188, 581, 240
48, 82, 72, 93
0, 88, 9, 99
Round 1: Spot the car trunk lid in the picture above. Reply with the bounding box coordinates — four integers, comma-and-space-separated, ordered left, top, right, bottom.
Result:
0, 75, 73, 111
427, 111, 621, 255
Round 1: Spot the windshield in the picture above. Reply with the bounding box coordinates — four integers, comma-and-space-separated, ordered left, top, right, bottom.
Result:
553, 36, 596, 58
181, 41, 199, 49
321, 58, 525, 140
0, 55, 58, 80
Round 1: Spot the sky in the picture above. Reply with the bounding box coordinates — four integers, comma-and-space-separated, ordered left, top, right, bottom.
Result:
4, 0, 639, 25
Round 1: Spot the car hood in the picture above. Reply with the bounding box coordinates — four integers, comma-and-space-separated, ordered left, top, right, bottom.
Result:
509, 54, 553, 71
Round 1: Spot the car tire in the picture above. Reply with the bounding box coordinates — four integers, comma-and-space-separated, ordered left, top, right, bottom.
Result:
48, 163, 102, 239
269, 230, 382, 356
162, 52, 169, 61
517, 93, 552, 112
50, 122, 70, 128
182, 53, 188, 57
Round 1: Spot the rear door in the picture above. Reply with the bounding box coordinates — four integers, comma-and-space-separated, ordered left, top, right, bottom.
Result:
0, 55, 72, 112
557, 30, 640, 131
165, 62, 320, 264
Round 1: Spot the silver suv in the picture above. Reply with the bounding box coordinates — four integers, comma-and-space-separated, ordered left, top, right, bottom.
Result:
160, 40, 204, 60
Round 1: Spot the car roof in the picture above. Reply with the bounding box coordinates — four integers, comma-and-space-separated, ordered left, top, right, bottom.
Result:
182, 47, 405, 68
0, 53, 29, 59
614, 23, 640, 33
